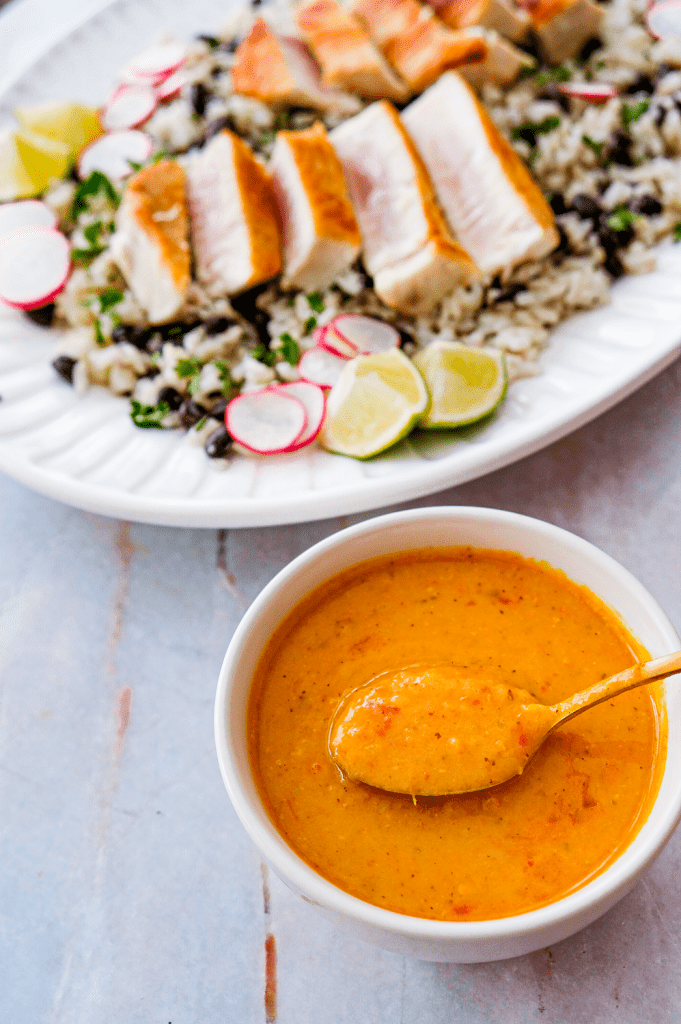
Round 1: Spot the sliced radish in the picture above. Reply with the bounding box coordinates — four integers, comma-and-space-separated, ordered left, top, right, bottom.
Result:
314, 322, 358, 358
101, 83, 157, 131
78, 130, 154, 180
558, 81, 618, 102
120, 41, 188, 84
225, 387, 308, 455
298, 346, 349, 389
276, 381, 327, 450
328, 314, 401, 355
0, 226, 70, 310
0, 200, 57, 238
646, 0, 681, 39
155, 67, 193, 101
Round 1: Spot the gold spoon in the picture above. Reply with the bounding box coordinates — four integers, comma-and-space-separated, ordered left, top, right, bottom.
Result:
328, 651, 681, 797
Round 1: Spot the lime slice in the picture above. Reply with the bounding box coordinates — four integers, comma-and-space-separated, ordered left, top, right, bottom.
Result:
413, 340, 507, 428
14, 129, 73, 195
320, 348, 429, 459
15, 101, 103, 155
0, 129, 36, 201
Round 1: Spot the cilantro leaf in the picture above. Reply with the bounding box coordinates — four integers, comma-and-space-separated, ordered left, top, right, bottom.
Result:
621, 100, 649, 128
279, 332, 301, 365
70, 171, 120, 220
511, 116, 561, 147
130, 400, 171, 428
98, 288, 125, 314
175, 356, 202, 378
536, 65, 571, 87
673, 221, 681, 243
307, 292, 325, 313
582, 134, 604, 160
71, 246, 107, 265
606, 207, 640, 232
211, 358, 236, 396
188, 372, 203, 396
303, 315, 317, 333
252, 342, 277, 367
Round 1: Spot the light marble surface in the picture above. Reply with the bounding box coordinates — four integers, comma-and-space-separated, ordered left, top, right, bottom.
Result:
2, 1, 681, 1021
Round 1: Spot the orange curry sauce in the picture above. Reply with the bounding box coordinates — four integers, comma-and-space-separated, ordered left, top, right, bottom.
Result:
248, 548, 666, 921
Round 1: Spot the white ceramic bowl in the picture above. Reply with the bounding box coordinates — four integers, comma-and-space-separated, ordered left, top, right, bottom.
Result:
214, 507, 681, 963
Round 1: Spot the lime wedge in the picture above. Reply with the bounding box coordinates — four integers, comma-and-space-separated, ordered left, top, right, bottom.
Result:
15, 101, 103, 155
320, 348, 429, 459
14, 129, 73, 195
0, 129, 36, 200
413, 341, 507, 428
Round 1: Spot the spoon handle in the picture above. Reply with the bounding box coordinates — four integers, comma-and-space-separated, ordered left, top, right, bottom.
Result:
553, 649, 681, 725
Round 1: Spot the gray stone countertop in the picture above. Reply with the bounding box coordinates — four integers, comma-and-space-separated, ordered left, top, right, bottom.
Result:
2, 1, 681, 1021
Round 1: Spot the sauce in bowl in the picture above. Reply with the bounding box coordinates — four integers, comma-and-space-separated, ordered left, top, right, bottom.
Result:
247, 547, 666, 921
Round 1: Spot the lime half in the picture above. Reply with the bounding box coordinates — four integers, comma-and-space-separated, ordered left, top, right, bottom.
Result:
0, 129, 36, 201
15, 102, 103, 156
320, 348, 430, 459
413, 341, 507, 429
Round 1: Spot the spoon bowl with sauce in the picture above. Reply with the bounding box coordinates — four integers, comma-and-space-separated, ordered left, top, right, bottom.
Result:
329, 650, 681, 796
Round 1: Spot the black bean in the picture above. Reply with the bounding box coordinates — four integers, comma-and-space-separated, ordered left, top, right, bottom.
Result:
597, 224, 620, 256
146, 333, 164, 355
205, 425, 233, 458
111, 323, 152, 349
570, 193, 601, 221
208, 397, 230, 419
624, 73, 655, 95
191, 83, 210, 118
549, 192, 568, 215
655, 63, 674, 84
139, 366, 161, 380
24, 303, 55, 327
537, 85, 570, 112
204, 315, 238, 336
628, 194, 662, 216
202, 115, 236, 146
603, 252, 625, 278
396, 327, 414, 348
229, 283, 272, 345
221, 38, 239, 54
52, 355, 77, 384
578, 36, 603, 61
157, 385, 184, 411
554, 223, 571, 254
178, 398, 208, 428
607, 129, 634, 167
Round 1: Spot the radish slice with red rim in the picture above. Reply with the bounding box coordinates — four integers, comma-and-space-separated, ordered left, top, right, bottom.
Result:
225, 387, 308, 455
277, 381, 327, 450
328, 314, 401, 355
298, 346, 349, 389
314, 322, 358, 358
78, 130, 154, 180
156, 68, 192, 101
0, 226, 70, 310
101, 84, 157, 131
0, 200, 57, 237
558, 81, 617, 101
646, 0, 681, 39
120, 41, 188, 83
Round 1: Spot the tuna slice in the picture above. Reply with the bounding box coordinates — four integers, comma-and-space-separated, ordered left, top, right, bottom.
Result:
427, 0, 530, 43
270, 121, 361, 292
186, 129, 282, 298
401, 72, 558, 275
519, 0, 604, 63
296, 0, 409, 100
112, 159, 190, 324
350, 0, 486, 92
457, 33, 535, 88
231, 17, 360, 115
330, 100, 477, 314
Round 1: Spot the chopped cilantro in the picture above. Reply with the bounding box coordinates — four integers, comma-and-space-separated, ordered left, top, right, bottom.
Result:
151, 150, 168, 164
304, 315, 317, 333
165, 324, 185, 337
70, 171, 120, 219
622, 100, 649, 128
252, 342, 277, 367
673, 221, 681, 243
307, 292, 325, 313
94, 320, 106, 346
71, 246, 107, 265
279, 332, 301, 365
211, 358, 236, 396
606, 207, 640, 232
197, 34, 221, 48
131, 400, 171, 428
98, 288, 124, 314
536, 64, 571, 87
188, 372, 203, 396
83, 221, 104, 245
511, 116, 561, 147
194, 415, 208, 431
175, 356, 202, 378
582, 134, 604, 160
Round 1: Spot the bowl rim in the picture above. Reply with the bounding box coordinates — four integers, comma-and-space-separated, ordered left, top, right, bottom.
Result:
214, 505, 681, 943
